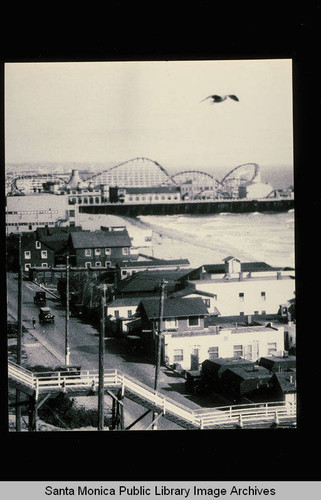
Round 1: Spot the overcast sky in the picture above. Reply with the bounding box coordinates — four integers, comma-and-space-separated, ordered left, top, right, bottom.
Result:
5, 59, 293, 174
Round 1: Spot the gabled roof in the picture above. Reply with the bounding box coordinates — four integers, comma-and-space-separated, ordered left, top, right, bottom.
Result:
170, 283, 216, 299
116, 269, 192, 294
40, 234, 70, 253
107, 297, 141, 308
36, 226, 83, 238
141, 296, 208, 319
273, 372, 297, 393
223, 256, 241, 263
21, 238, 55, 252
70, 230, 132, 249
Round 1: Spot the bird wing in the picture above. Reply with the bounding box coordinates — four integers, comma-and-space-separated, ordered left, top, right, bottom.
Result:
200, 96, 212, 102
228, 95, 239, 101
211, 95, 223, 102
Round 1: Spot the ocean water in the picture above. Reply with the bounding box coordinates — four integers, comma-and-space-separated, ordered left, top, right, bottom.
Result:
79, 210, 295, 269
137, 210, 295, 268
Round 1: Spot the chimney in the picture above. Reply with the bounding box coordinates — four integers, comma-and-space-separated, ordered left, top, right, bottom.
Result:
277, 271, 282, 280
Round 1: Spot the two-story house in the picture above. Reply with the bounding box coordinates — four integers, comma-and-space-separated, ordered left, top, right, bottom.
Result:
21, 236, 55, 272
68, 229, 132, 268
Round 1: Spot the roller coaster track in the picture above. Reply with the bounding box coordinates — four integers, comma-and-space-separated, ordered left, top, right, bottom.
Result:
8, 361, 296, 430
84, 157, 172, 184
10, 173, 68, 194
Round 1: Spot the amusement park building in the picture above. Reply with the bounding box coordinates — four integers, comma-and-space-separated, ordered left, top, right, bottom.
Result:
6, 193, 79, 234
7, 158, 268, 201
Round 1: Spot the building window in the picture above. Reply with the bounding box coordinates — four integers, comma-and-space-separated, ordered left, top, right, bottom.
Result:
127, 310, 132, 318
69, 210, 75, 217
208, 346, 219, 359
204, 299, 210, 308
95, 249, 101, 256
261, 291, 266, 301
233, 344, 243, 358
267, 342, 277, 355
121, 270, 127, 277
114, 310, 119, 319
24, 251, 31, 259
173, 349, 184, 362
42, 263, 48, 268
245, 345, 253, 360
41, 250, 47, 259
105, 248, 111, 255
164, 318, 178, 329
85, 249, 92, 257
85, 262, 91, 268
95, 261, 101, 267
122, 248, 129, 255
188, 317, 199, 327
35, 241, 41, 249
24, 263, 31, 271
239, 292, 244, 302
105, 261, 111, 267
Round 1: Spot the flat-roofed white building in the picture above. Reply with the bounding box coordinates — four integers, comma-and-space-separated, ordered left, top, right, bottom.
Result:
187, 257, 295, 317
164, 321, 284, 371
6, 193, 79, 234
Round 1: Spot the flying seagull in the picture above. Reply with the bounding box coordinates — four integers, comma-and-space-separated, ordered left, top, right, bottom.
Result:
201, 94, 239, 103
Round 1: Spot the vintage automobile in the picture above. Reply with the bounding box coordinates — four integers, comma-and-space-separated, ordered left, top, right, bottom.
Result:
38, 306, 55, 324
34, 291, 46, 306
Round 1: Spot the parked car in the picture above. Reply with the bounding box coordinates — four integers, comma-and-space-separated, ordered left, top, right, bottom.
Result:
34, 291, 46, 306
38, 306, 55, 324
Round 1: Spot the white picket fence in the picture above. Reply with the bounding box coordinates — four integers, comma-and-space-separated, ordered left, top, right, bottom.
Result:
8, 361, 296, 429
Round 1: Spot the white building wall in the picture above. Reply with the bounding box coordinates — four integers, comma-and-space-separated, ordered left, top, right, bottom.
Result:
192, 278, 295, 316
6, 194, 79, 233
164, 325, 284, 370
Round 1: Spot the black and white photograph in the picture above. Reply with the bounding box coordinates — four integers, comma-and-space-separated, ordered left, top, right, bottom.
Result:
5, 59, 297, 435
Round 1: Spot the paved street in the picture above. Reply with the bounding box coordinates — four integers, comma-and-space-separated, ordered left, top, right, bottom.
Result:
7, 272, 208, 430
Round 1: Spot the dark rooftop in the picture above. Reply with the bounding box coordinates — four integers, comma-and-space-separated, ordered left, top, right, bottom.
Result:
70, 229, 132, 249
141, 296, 208, 319
117, 258, 190, 268
116, 269, 192, 294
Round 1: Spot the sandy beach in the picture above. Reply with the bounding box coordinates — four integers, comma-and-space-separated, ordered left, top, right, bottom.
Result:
78, 213, 258, 269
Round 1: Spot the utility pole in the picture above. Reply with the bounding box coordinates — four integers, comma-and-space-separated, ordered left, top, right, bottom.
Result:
152, 279, 166, 430
98, 284, 107, 430
65, 254, 70, 366
16, 233, 23, 431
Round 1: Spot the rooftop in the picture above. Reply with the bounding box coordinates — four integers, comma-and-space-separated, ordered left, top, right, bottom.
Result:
116, 269, 192, 294
223, 365, 272, 381
141, 296, 208, 319
70, 229, 132, 249
273, 372, 297, 393
117, 258, 190, 268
